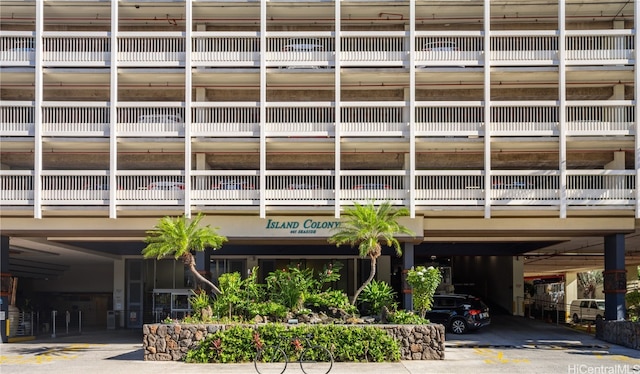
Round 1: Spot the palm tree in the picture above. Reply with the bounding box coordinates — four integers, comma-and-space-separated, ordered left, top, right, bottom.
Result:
142, 213, 228, 295
328, 201, 413, 305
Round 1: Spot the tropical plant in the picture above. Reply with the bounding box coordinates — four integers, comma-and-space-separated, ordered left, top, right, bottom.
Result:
306, 290, 357, 315
266, 265, 316, 312
328, 200, 413, 304
212, 272, 243, 319
142, 213, 228, 295
577, 270, 603, 299
626, 290, 640, 322
189, 288, 213, 321
387, 309, 429, 325
359, 280, 397, 316
406, 266, 442, 318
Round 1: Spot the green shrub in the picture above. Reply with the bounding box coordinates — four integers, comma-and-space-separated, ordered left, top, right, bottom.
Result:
185, 325, 255, 363
212, 272, 244, 319
406, 266, 442, 318
185, 323, 401, 363
188, 289, 213, 321
247, 301, 288, 321
387, 309, 429, 325
359, 280, 397, 315
305, 289, 357, 315
267, 266, 317, 312
626, 290, 640, 321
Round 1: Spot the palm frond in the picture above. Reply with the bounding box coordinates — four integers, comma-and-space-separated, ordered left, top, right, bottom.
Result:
142, 213, 228, 260
328, 200, 414, 259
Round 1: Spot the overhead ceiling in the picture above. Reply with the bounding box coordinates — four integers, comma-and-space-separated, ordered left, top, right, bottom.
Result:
0, 1, 633, 26
8, 228, 640, 279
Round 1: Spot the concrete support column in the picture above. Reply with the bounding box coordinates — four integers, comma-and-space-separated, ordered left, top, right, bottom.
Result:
402, 243, 415, 310
113, 259, 125, 328
512, 256, 524, 316
565, 271, 578, 321
1, 236, 9, 343
603, 234, 626, 320
565, 271, 578, 303
605, 151, 625, 170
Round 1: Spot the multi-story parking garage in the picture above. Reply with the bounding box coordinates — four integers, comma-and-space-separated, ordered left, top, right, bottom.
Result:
1, 0, 640, 341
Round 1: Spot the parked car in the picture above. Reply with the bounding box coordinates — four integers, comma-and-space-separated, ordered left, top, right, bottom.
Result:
212, 179, 255, 190
419, 41, 463, 68
281, 38, 326, 69
283, 38, 325, 52
147, 181, 185, 190
569, 299, 604, 323
354, 183, 391, 190
423, 41, 459, 52
426, 294, 491, 334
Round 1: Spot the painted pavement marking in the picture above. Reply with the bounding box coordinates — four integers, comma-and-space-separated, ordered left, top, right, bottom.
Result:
0, 343, 98, 364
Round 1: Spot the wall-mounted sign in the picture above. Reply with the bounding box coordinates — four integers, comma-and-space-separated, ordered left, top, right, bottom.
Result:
201, 216, 423, 240
265, 218, 341, 235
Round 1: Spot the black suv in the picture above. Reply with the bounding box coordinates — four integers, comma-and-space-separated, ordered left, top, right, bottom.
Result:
426, 294, 491, 334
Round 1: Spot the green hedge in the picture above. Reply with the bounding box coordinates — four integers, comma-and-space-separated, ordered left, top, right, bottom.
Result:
185, 323, 401, 363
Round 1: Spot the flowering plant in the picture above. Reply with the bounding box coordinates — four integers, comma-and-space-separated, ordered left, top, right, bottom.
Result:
406, 266, 442, 318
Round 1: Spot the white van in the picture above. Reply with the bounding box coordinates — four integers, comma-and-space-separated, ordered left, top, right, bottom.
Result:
569, 299, 604, 323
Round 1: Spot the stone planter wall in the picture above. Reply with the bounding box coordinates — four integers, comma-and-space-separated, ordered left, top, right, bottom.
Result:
595, 320, 640, 350
143, 323, 445, 361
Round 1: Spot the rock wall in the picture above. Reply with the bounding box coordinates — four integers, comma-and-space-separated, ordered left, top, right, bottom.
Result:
143, 323, 445, 361
595, 320, 640, 350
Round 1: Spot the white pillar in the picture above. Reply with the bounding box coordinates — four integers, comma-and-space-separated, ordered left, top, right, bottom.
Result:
483, 0, 492, 219
558, 0, 567, 219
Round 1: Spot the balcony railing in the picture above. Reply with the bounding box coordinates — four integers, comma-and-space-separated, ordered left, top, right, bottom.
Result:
566, 101, 635, 136
192, 32, 259, 67
117, 103, 185, 137
491, 102, 558, 136
1, 30, 632, 67
1, 101, 635, 138
0, 101, 34, 136
414, 171, 484, 205
566, 170, 635, 205
265, 172, 334, 205
341, 102, 406, 136
42, 102, 110, 136
265, 103, 334, 136
414, 102, 484, 137
191, 102, 260, 137
1, 170, 636, 212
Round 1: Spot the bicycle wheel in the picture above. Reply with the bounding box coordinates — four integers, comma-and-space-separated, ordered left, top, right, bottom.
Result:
299, 345, 333, 374
254, 347, 288, 374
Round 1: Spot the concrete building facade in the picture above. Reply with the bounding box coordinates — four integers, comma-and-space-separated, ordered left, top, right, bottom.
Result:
1, 0, 639, 341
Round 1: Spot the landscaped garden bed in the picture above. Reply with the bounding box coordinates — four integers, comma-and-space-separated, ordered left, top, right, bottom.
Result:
142, 322, 445, 361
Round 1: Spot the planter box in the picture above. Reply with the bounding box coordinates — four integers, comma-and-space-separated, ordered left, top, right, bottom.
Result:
142, 323, 445, 361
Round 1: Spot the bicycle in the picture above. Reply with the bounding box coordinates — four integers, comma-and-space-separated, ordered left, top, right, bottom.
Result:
253, 331, 333, 374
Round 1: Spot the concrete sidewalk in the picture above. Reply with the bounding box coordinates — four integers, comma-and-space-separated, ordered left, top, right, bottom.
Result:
1, 321, 639, 374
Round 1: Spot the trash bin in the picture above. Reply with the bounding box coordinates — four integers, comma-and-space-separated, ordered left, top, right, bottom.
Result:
107, 310, 116, 330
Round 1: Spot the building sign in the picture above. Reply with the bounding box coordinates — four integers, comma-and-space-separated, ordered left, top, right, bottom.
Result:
265, 218, 342, 235
201, 215, 423, 240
